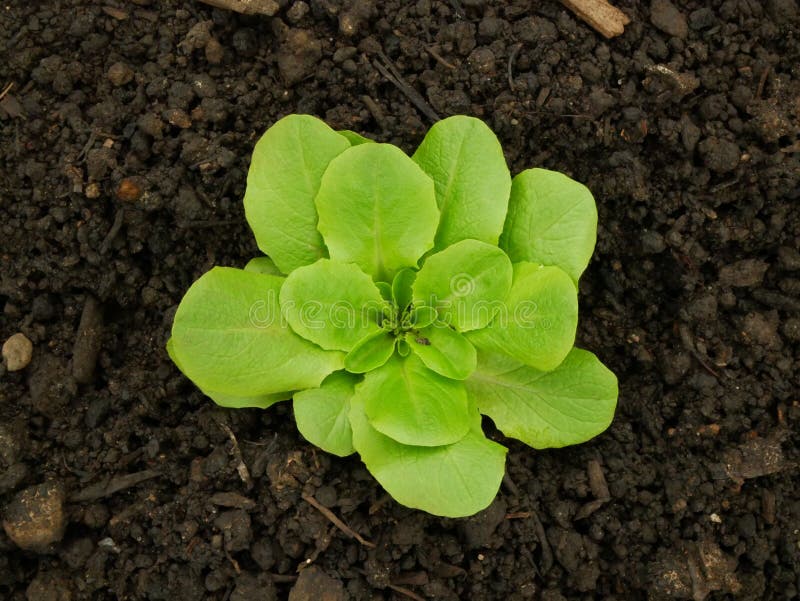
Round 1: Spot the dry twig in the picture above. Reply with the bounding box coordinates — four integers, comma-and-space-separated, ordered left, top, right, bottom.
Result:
302, 494, 376, 548
559, 0, 630, 39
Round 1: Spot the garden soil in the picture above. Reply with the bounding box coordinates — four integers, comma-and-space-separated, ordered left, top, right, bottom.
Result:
1, 0, 799, 599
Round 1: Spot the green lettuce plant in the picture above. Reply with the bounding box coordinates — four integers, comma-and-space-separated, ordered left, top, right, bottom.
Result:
167, 114, 618, 517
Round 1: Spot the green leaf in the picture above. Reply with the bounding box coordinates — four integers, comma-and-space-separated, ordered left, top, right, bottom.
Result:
376, 282, 393, 302
244, 115, 350, 274
339, 130, 374, 146
168, 338, 290, 409
412, 239, 513, 332
358, 354, 470, 446
466, 348, 618, 448
412, 115, 511, 250
392, 268, 416, 312
294, 371, 359, 456
409, 305, 438, 328
315, 144, 439, 282
466, 262, 578, 372
280, 259, 385, 352
500, 168, 598, 284
406, 325, 477, 380
170, 267, 344, 397
349, 395, 507, 517
244, 256, 282, 275
344, 330, 396, 373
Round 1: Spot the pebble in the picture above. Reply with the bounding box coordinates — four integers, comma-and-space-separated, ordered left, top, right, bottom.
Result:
718, 259, 769, 287
650, 0, 688, 38
107, 62, 134, 86
287, 1, 310, 23
205, 37, 224, 65
277, 29, 322, 86
698, 137, 741, 173
2, 482, 67, 552
72, 295, 104, 384
116, 177, 144, 202
288, 566, 346, 601
164, 108, 192, 129
3, 333, 33, 371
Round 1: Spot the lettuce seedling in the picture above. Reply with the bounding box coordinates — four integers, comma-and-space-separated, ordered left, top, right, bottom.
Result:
168, 115, 618, 518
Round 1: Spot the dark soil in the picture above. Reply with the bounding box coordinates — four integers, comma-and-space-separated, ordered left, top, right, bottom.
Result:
1, 0, 799, 599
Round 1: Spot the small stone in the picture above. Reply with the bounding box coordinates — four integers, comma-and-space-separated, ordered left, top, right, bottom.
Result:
3, 482, 67, 552
205, 37, 224, 65
698, 137, 741, 173
137, 113, 164, 138
288, 566, 346, 601
287, 1, 310, 22
650, 0, 688, 38
72, 296, 103, 384
107, 62, 134, 86
3, 333, 33, 371
85, 182, 101, 199
277, 29, 322, 86
468, 47, 496, 74
718, 259, 769, 288
164, 108, 192, 129
116, 178, 143, 202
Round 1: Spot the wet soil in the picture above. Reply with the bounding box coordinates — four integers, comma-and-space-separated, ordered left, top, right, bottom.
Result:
1, 0, 799, 599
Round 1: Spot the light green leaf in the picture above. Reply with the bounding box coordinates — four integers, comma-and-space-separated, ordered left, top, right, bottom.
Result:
294, 371, 359, 456
170, 267, 344, 397
406, 325, 477, 380
244, 256, 282, 275
168, 337, 290, 409
349, 395, 507, 517
315, 144, 439, 282
466, 348, 617, 448
280, 259, 385, 352
344, 330, 396, 373
244, 114, 350, 274
409, 306, 438, 328
412, 115, 511, 250
466, 262, 577, 372
339, 130, 374, 146
358, 354, 470, 447
500, 168, 598, 284
412, 239, 513, 332
392, 268, 416, 312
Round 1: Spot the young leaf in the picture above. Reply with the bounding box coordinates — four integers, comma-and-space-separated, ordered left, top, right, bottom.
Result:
412, 116, 511, 250
500, 168, 598, 285
358, 354, 470, 447
244, 115, 350, 274
294, 371, 359, 457
244, 256, 282, 275
349, 395, 507, 518
412, 239, 513, 332
168, 338, 290, 409
466, 348, 618, 448
406, 325, 477, 380
344, 330, 396, 373
466, 263, 577, 372
409, 305, 438, 328
280, 259, 385, 351
339, 130, 374, 146
391, 268, 416, 312
170, 267, 344, 396
315, 144, 439, 282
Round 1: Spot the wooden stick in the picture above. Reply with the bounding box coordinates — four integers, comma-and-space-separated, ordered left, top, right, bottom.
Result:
197, 0, 279, 16
560, 0, 630, 39
302, 494, 376, 548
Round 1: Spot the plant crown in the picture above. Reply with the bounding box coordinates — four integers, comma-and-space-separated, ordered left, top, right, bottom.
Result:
168, 114, 618, 517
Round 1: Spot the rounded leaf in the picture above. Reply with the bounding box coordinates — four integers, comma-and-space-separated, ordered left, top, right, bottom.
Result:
413, 239, 512, 332
315, 144, 439, 282
406, 325, 477, 380
294, 371, 359, 457
244, 115, 350, 274
280, 259, 385, 351
344, 330, 396, 374
466, 263, 578, 372
466, 348, 618, 448
500, 168, 597, 284
170, 267, 344, 397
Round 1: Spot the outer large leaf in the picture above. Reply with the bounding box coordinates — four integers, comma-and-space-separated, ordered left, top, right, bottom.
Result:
358, 354, 469, 447
339, 130, 373, 146
466, 263, 577, 372
412, 116, 511, 250
170, 267, 344, 396
243, 115, 350, 274
280, 259, 384, 351
167, 338, 290, 409
244, 256, 282, 275
466, 348, 617, 448
406, 325, 477, 380
294, 371, 359, 457
500, 168, 597, 284
412, 239, 512, 332
349, 395, 507, 518
315, 144, 439, 282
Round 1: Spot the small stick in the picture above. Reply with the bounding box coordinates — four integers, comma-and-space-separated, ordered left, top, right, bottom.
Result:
508, 43, 522, 91
559, 0, 630, 39
506, 511, 533, 520
425, 46, 456, 70
197, 0, 279, 15
374, 52, 440, 123
71, 470, 160, 502
388, 584, 426, 601
218, 421, 253, 489
756, 66, 771, 99
100, 209, 125, 254
0, 82, 13, 101
302, 494, 376, 548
